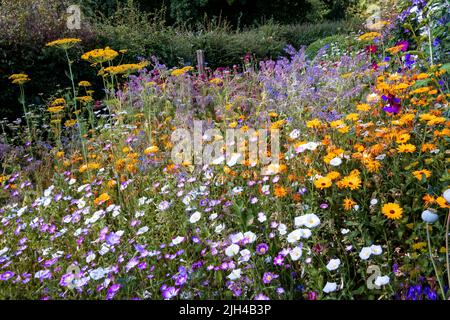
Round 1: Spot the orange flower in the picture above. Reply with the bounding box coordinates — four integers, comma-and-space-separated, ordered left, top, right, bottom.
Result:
94, 193, 110, 206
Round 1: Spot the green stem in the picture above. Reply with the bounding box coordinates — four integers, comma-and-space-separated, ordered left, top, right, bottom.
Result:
426, 225, 446, 299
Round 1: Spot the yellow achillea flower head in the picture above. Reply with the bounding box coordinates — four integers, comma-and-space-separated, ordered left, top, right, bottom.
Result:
81, 47, 119, 64
46, 38, 81, 49
9, 73, 30, 85
358, 32, 381, 41
382, 203, 403, 220
78, 81, 92, 87
103, 61, 148, 76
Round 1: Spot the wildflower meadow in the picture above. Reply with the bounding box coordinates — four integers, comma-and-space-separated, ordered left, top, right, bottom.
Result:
0, 0, 449, 301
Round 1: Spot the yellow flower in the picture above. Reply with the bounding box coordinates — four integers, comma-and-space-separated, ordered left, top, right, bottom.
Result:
314, 177, 332, 190
209, 78, 223, 85
79, 81, 92, 87
103, 61, 148, 76
51, 98, 66, 106
81, 47, 118, 64
47, 106, 65, 113
396, 133, 410, 144
356, 103, 371, 111
340, 174, 361, 190
306, 119, 321, 128
412, 169, 431, 181
64, 119, 77, 128
343, 198, 356, 211
358, 32, 381, 41
76, 96, 94, 104
94, 193, 110, 206
9, 73, 30, 85
397, 144, 416, 153
436, 197, 450, 209
382, 203, 403, 220
46, 38, 81, 49
144, 146, 159, 155
274, 185, 288, 198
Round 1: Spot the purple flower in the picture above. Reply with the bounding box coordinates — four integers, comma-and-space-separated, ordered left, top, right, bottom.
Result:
256, 243, 269, 255
106, 284, 121, 300
273, 255, 284, 266
262, 272, 278, 284
106, 232, 121, 246
161, 286, 180, 300
0, 271, 15, 281
254, 293, 270, 300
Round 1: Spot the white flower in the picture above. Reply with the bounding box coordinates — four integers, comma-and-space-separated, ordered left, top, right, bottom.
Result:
172, 236, 185, 245
370, 198, 378, 206
230, 232, 244, 244
239, 249, 251, 263
189, 211, 202, 224
303, 214, 321, 228
136, 226, 149, 235
304, 142, 319, 151
77, 198, 86, 209
227, 153, 242, 167
443, 189, 450, 203
294, 215, 307, 227
374, 275, 390, 286
289, 246, 303, 261
278, 223, 287, 235
86, 252, 96, 263
89, 267, 108, 280
209, 213, 218, 220
287, 229, 303, 243
227, 268, 242, 280
243, 231, 257, 243
0, 247, 9, 257
289, 129, 300, 139
370, 245, 382, 255
341, 228, 350, 235
257, 212, 267, 223
326, 258, 341, 271
215, 223, 225, 233
329, 157, 342, 167
225, 244, 240, 257
323, 282, 337, 293
359, 247, 372, 260
212, 155, 225, 165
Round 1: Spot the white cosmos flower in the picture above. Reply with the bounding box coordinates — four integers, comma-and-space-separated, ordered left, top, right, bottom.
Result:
326, 258, 341, 271
359, 247, 372, 260
227, 268, 242, 280
289, 246, 303, 261
374, 275, 390, 286
323, 282, 337, 293
189, 211, 202, 224
329, 157, 342, 167
370, 245, 382, 255
225, 244, 240, 257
